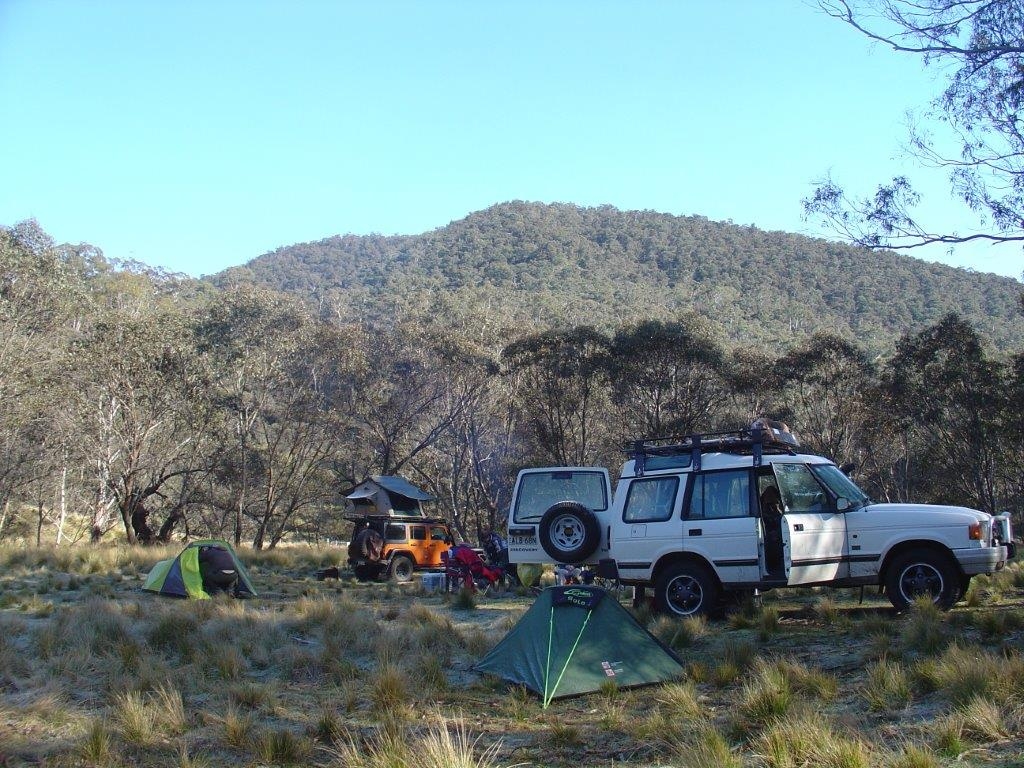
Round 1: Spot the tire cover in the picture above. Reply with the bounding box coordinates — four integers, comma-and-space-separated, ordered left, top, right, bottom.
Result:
349, 528, 385, 562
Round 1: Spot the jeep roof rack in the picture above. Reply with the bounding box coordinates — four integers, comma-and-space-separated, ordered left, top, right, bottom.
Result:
625, 426, 799, 474
344, 513, 451, 526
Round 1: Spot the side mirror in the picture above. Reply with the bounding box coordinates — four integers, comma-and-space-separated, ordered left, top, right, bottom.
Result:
836, 497, 851, 512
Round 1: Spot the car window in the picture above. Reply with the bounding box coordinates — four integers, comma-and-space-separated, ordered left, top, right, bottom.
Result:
773, 464, 827, 512
623, 476, 679, 522
430, 526, 449, 541
385, 524, 406, 541
410, 525, 426, 540
687, 470, 750, 519
811, 464, 870, 509
513, 470, 608, 523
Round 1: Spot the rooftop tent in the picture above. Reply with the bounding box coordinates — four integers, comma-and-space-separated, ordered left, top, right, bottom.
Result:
344, 475, 436, 516
143, 539, 257, 599
474, 586, 684, 707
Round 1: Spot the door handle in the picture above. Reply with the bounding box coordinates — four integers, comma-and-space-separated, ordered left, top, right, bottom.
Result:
688, 529, 702, 536
794, 524, 804, 532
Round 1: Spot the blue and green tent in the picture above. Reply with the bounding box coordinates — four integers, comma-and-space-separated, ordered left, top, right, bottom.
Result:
142, 539, 256, 599
474, 586, 683, 707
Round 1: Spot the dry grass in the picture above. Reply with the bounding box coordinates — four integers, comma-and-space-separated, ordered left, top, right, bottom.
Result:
3, 542, 1024, 768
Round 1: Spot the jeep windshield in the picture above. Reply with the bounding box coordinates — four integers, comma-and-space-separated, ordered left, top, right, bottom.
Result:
811, 463, 871, 510
513, 470, 608, 523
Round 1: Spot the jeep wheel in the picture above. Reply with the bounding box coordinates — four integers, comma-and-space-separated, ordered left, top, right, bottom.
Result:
655, 562, 719, 618
538, 502, 601, 563
388, 555, 415, 583
885, 550, 959, 611
352, 563, 382, 582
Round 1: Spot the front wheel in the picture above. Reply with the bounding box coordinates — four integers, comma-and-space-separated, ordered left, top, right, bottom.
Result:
654, 561, 719, 618
884, 549, 960, 611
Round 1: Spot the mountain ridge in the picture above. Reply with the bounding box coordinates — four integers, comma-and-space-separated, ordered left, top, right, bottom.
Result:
211, 201, 1023, 351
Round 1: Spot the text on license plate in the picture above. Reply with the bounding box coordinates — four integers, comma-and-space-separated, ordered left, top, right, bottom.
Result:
509, 535, 536, 547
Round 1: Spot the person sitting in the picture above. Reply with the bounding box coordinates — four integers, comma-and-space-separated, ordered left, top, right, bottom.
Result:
759, 485, 785, 576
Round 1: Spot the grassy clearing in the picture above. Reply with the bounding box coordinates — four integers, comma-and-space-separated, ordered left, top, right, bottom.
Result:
1, 544, 1023, 767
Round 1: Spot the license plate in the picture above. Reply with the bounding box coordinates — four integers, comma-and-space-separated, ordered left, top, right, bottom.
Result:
509, 534, 536, 547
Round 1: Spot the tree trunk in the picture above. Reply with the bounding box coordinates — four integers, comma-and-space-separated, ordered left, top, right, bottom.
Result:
157, 509, 184, 542
56, 461, 68, 545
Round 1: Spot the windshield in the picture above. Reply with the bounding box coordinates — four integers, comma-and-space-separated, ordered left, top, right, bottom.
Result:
811, 464, 871, 509
513, 470, 608, 523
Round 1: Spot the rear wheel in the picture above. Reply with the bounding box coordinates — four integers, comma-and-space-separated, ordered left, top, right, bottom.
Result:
884, 549, 960, 611
654, 562, 719, 618
353, 562, 383, 581
388, 555, 415, 583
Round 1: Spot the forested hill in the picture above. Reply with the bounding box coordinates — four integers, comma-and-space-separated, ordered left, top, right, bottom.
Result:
212, 201, 1023, 351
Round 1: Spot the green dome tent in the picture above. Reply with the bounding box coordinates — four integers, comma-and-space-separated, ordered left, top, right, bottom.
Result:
474, 586, 683, 707
143, 539, 257, 599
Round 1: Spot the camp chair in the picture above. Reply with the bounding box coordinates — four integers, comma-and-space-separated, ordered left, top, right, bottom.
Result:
442, 544, 503, 593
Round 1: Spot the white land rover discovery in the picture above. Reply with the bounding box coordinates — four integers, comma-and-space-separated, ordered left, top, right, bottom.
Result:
506, 426, 1015, 616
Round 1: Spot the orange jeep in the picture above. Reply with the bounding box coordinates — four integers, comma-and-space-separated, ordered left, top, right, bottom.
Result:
346, 515, 455, 582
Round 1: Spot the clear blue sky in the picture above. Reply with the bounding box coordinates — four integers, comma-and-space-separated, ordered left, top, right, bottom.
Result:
1, 1, 1020, 279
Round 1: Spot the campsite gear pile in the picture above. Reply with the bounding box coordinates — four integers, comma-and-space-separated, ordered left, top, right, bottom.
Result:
475, 585, 683, 707
442, 543, 505, 592
143, 540, 257, 600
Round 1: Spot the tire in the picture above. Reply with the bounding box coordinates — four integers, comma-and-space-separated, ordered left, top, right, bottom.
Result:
349, 529, 385, 562
353, 562, 382, 581
538, 501, 601, 563
654, 561, 719, 618
388, 555, 415, 583
884, 549, 960, 611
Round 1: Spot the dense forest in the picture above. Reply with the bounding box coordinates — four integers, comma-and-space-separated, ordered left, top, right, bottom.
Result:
1, 216, 1022, 550
213, 202, 1024, 353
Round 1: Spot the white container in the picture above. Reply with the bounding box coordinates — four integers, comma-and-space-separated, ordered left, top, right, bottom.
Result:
421, 572, 446, 593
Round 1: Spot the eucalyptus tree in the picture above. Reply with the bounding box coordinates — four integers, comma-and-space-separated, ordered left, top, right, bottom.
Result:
0, 222, 94, 540
776, 332, 877, 463
607, 316, 728, 439
807, 0, 1024, 254
348, 321, 489, 479
195, 287, 357, 549
74, 307, 215, 544
885, 313, 1010, 512
501, 326, 613, 467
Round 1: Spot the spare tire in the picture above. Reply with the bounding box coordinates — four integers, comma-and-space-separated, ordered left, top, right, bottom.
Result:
539, 501, 600, 563
348, 528, 385, 562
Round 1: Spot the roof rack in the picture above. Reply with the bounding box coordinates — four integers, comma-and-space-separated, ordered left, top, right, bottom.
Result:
625, 426, 799, 474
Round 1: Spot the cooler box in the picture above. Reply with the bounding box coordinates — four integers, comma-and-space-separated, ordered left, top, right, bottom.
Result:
421, 572, 446, 593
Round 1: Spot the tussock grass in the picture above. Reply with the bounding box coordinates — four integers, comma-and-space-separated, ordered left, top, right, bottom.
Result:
371, 662, 411, 715
6, 541, 1024, 768
451, 585, 478, 610
330, 715, 503, 768
498, 684, 536, 722
79, 719, 116, 766
220, 704, 253, 749
652, 614, 710, 649
912, 644, 1015, 706
733, 659, 794, 734
115, 682, 187, 743
228, 680, 277, 711
862, 658, 912, 711
888, 743, 940, 768
751, 712, 872, 768
664, 724, 742, 768
901, 599, 949, 655
255, 726, 313, 763
546, 721, 582, 747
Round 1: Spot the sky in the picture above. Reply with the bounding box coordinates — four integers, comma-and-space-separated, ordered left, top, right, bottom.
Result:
0, 1, 1020, 280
